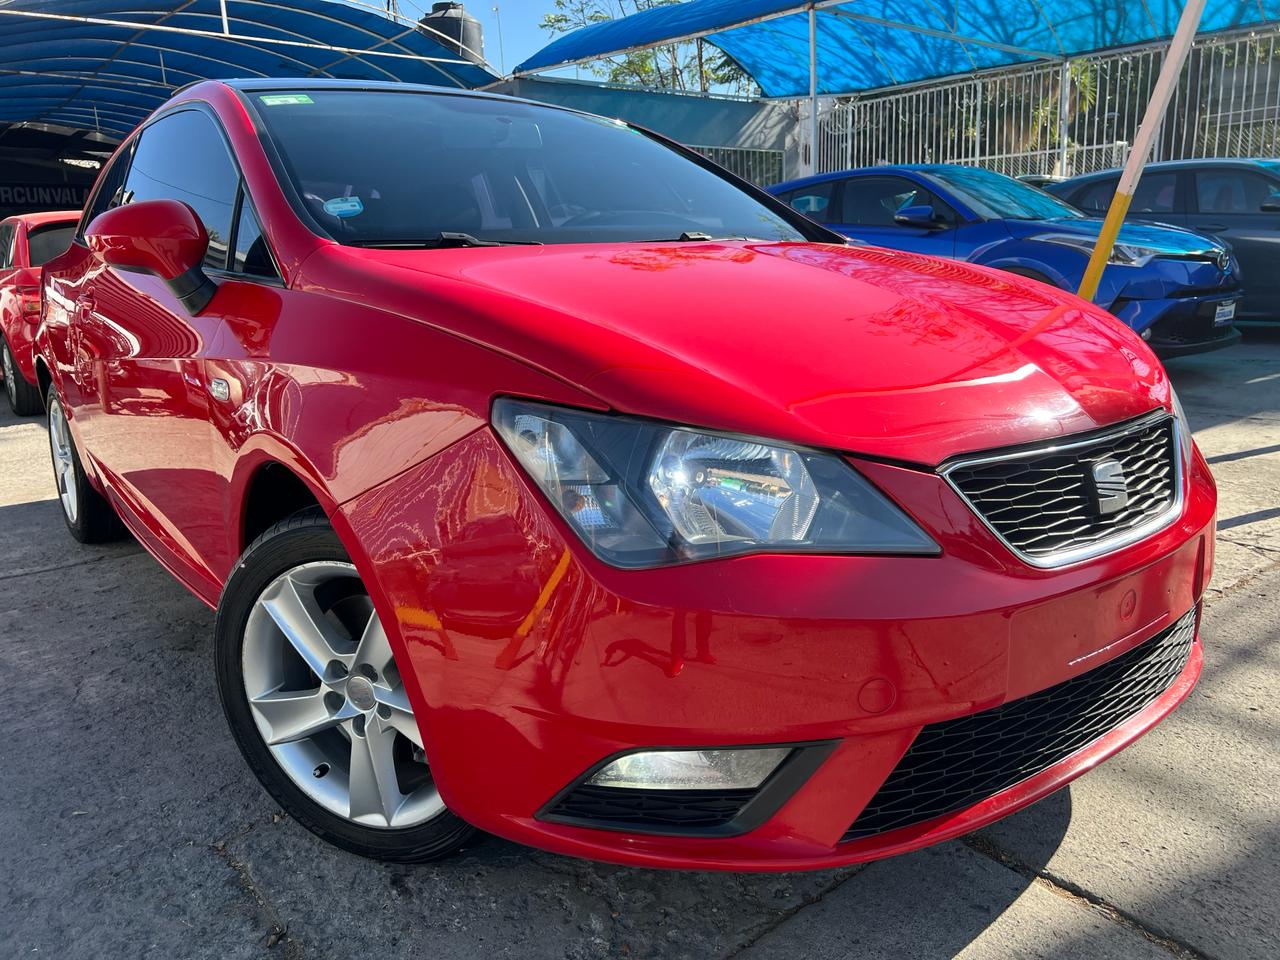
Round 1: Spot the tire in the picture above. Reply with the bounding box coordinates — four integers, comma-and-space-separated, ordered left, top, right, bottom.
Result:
214, 507, 477, 863
1000, 266, 1060, 290
45, 386, 127, 543
3, 335, 43, 416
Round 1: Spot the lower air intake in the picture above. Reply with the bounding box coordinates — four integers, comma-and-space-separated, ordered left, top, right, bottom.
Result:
843, 607, 1196, 842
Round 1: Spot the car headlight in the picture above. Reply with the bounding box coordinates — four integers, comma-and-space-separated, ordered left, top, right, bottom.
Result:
492, 399, 939, 567
1035, 233, 1167, 267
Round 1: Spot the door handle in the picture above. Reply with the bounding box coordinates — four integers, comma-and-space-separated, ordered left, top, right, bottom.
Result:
1194, 224, 1228, 232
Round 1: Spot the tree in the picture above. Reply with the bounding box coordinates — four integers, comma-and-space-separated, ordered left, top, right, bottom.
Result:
539, 0, 756, 95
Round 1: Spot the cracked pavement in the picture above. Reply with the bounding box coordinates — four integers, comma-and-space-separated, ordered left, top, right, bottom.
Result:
2, 335, 1278, 960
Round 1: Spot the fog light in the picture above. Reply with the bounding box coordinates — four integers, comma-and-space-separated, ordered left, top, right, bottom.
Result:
587, 747, 791, 790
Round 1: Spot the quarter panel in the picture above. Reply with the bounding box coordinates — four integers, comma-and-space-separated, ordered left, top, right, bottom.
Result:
206, 282, 600, 578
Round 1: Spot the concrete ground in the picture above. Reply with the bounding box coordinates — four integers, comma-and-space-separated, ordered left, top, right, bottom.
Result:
1, 336, 1277, 960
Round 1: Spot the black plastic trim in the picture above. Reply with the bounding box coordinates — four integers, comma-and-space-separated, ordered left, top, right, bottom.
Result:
537, 741, 838, 838
841, 607, 1197, 843
169, 266, 217, 313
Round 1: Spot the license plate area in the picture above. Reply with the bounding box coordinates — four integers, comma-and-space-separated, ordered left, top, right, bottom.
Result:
1214, 301, 1237, 325
1005, 543, 1198, 701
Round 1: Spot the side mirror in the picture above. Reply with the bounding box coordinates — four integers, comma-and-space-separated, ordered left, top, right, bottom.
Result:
84, 199, 216, 313
1261, 195, 1280, 213
894, 204, 947, 230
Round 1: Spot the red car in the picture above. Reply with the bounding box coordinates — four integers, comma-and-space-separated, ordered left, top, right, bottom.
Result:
1, 211, 78, 415
36, 80, 1215, 870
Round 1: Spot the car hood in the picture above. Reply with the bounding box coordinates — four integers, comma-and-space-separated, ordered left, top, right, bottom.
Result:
321, 240, 1171, 465
1007, 216, 1225, 255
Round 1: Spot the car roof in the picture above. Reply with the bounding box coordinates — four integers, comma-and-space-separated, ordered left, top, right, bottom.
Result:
172, 78, 631, 141
770, 164, 954, 192
200, 77, 538, 111
2, 210, 80, 228
1058, 158, 1280, 185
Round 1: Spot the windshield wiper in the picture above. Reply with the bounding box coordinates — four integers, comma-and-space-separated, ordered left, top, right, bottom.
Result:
354, 232, 543, 249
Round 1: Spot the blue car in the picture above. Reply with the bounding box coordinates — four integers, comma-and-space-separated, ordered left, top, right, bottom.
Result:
769, 164, 1243, 356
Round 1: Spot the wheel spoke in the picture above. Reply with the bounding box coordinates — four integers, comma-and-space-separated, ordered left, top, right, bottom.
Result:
347, 722, 402, 825
352, 612, 394, 677
249, 687, 349, 745
376, 686, 424, 749
261, 576, 352, 679
49, 403, 78, 522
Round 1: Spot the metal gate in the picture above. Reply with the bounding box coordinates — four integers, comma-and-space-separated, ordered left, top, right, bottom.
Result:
817, 27, 1280, 178
691, 144, 786, 186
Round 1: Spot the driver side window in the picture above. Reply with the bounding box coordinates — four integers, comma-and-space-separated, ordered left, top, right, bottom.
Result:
120, 110, 239, 271
840, 176, 945, 226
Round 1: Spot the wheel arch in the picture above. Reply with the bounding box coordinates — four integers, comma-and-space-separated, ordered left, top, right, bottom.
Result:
228, 436, 340, 562
33, 353, 53, 400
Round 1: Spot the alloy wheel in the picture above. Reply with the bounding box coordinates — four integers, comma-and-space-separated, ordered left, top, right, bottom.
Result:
3, 343, 16, 408
241, 561, 444, 829
47, 395, 79, 523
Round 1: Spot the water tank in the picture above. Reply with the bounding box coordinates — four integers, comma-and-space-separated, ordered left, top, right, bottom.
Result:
419, 2, 483, 64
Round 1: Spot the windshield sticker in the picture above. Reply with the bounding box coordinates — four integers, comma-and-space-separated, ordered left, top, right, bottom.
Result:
323, 196, 364, 218
260, 94, 313, 106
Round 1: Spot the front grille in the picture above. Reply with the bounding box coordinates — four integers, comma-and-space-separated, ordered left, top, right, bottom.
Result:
546, 784, 755, 831
842, 607, 1196, 842
945, 413, 1178, 563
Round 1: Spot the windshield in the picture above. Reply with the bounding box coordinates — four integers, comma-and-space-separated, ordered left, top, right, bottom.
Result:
925, 166, 1083, 221
27, 223, 76, 266
249, 90, 806, 247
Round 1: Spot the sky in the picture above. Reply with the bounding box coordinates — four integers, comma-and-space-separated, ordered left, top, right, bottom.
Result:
475, 1, 561, 74
386, 0, 566, 75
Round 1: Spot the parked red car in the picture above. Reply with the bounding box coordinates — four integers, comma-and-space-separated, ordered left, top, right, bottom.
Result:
1, 211, 78, 415
36, 80, 1215, 870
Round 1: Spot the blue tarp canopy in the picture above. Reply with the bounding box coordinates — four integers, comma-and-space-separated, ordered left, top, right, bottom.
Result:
0, 0, 498, 139
516, 0, 1280, 97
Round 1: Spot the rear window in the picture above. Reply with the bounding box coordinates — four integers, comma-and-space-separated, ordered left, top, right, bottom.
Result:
248, 89, 805, 247
26, 223, 76, 266
780, 182, 836, 222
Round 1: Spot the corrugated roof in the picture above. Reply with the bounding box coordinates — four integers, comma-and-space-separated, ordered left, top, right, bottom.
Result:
0, 0, 498, 139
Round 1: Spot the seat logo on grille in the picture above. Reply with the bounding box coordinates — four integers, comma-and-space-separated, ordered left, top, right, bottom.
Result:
1091, 460, 1129, 515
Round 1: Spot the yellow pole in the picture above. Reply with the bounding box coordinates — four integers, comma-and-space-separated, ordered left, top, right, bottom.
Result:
1077, 0, 1207, 302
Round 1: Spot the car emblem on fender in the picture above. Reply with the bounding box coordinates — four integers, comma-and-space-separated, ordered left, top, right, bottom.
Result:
1091, 460, 1130, 515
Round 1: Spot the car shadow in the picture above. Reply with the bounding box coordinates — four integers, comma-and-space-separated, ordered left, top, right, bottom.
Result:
1163, 328, 1280, 436
0, 412, 1072, 960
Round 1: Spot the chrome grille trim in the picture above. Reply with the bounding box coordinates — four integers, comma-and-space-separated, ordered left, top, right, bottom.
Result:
940, 411, 1184, 568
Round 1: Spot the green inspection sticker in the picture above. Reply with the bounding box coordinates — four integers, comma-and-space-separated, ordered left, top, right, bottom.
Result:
260, 94, 313, 106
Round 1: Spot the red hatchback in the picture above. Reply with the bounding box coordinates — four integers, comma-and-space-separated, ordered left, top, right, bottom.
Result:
36, 80, 1215, 869
1, 211, 78, 415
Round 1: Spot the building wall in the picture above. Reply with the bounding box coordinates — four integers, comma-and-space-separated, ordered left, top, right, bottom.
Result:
0, 158, 95, 220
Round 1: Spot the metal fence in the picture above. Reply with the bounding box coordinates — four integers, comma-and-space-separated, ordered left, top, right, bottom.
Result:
817, 26, 1280, 178
690, 144, 786, 186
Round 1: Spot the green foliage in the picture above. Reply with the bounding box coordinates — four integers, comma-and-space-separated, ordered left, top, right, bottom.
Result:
539, 0, 756, 95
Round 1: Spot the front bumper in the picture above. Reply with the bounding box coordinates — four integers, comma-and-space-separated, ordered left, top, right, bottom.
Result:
340, 426, 1216, 871
1105, 256, 1243, 356
1114, 293, 1242, 358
